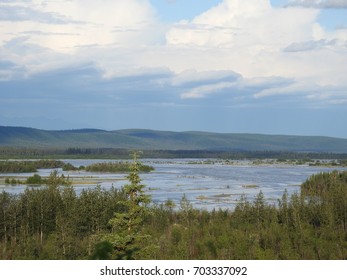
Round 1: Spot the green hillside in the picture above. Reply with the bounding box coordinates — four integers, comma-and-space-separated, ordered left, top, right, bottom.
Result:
0, 126, 347, 153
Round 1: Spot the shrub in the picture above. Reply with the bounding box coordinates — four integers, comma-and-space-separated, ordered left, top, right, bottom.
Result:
26, 174, 43, 185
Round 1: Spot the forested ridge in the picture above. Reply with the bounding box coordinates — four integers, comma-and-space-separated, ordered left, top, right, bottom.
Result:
0, 159, 346, 260
1, 126, 347, 153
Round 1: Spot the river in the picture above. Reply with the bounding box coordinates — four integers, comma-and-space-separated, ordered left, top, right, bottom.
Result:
1, 159, 346, 210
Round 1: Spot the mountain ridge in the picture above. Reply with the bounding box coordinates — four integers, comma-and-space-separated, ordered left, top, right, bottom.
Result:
0, 126, 347, 153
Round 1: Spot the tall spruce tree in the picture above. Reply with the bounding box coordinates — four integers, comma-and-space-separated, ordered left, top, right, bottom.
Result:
103, 152, 151, 259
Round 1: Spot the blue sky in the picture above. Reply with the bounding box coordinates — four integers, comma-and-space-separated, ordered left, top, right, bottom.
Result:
0, 0, 347, 137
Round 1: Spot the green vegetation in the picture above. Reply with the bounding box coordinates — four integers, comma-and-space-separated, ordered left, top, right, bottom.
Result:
1, 145, 347, 161
4, 178, 21, 185
4, 172, 70, 186
0, 159, 153, 175
302, 170, 347, 196
98, 152, 152, 259
25, 174, 44, 185
309, 159, 347, 167
242, 184, 259, 189
0, 161, 346, 259
1, 126, 347, 153
0, 160, 65, 173
62, 163, 80, 171
85, 162, 154, 173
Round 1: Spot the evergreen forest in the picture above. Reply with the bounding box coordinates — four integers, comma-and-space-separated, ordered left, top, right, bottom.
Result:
0, 157, 346, 260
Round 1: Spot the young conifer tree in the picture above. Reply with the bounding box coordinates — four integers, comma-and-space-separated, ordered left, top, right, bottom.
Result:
105, 152, 151, 259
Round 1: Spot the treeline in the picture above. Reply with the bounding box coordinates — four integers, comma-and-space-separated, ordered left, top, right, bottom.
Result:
85, 162, 154, 173
0, 160, 154, 174
302, 170, 347, 197
0, 147, 131, 159
0, 160, 65, 173
0, 169, 346, 260
1, 146, 347, 160
0, 160, 82, 173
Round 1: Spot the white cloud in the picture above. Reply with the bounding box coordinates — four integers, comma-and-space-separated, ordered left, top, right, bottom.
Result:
163, 0, 325, 79
0, 5, 69, 23
180, 81, 237, 99
170, 69, 241, 86
166, 0, 319, 47
0, 0, 158, 54
287, 0, 347, 9
283, 39, 337, 52
1, 0, 347, 108
162, 0, 347, 101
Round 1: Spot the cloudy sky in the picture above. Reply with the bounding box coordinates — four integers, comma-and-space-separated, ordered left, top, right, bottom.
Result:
0, 0, 346, 137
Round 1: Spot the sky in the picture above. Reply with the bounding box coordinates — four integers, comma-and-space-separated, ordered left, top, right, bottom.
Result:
0, 0, 346, 138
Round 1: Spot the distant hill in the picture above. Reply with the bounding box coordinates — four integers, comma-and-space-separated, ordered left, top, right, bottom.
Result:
0, 126, 347, 153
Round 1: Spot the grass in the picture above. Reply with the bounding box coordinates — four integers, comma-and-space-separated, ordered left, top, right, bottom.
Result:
242, 184, 259, 189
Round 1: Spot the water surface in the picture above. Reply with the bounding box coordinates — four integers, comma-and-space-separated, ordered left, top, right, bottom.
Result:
1, 159, 346, 210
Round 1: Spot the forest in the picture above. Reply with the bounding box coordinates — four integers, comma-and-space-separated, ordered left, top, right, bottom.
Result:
2, 146, 347, 160
0, 157, 346, 260
0, 160, 66, 173
0, 160, 154, 174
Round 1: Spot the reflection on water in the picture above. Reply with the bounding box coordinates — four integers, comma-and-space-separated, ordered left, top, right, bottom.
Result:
1, 159, 346, 210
